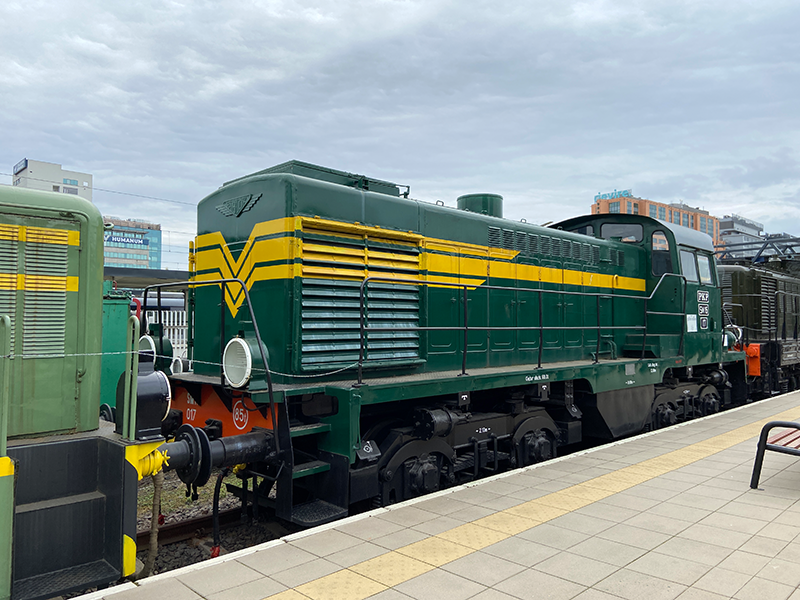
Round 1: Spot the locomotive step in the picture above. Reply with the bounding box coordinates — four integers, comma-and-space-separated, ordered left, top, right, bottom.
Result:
289, 499, 348, 527
292, 459, 331, 479
289, 423, 332, 438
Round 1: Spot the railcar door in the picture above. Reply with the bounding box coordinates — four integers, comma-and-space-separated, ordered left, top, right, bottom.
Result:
539, 234, 564, 355
679, 248, 720, 364
424, 241, 460, 370
462, 247, 489, 368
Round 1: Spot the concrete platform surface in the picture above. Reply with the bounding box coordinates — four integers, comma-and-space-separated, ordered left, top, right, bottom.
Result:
85, 391, 800, 600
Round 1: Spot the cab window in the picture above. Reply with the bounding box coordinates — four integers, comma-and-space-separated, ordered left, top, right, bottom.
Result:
680, 250, 698, 283
600, 223, 642, 243
651, 231, 673, 276
697, 254, 715, 285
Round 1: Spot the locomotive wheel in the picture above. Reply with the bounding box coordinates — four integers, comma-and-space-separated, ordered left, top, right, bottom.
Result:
378, 438, 454, 506
653, 403, 677, 429
520, 429, 555, 466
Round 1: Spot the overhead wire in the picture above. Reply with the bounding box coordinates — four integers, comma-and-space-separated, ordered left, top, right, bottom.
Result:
0, 172, 197, 207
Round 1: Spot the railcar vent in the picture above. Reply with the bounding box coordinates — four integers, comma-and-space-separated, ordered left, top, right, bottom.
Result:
761, 275, 778, 334
529, 235, 539, 255
592, 246, 600, 264
515, 232, 527, 253
582, 244, 591, 263
299, 227, 421, 370
541, 236, 551, 256
573, 242, 582, 261
618, 250, 625, 267
488, 227, 502, 248
502, 229, 515, 250
23, 241, 67, 356
552, 238, 561, 258
562, 240, 571, 260
720, 270, 733, 310
0, 231, 18, 348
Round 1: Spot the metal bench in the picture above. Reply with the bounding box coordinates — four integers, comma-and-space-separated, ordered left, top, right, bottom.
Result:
750, 421, 800, 488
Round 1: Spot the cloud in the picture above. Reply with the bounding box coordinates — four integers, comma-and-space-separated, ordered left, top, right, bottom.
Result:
2, 0, 800, 268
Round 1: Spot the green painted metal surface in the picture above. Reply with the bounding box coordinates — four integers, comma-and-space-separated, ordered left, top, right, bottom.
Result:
0, 186, 104, 438
190, 163, 733, 462
101, 282, 130, 408
457, 193, 503, 218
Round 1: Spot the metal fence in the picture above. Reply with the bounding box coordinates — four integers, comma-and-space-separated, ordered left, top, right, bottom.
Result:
144, 310, 188, 358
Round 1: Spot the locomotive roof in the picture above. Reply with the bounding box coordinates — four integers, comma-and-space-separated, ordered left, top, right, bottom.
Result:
554, 214, 714, 253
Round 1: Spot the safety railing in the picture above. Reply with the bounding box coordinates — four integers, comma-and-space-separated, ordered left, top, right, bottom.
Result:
356, 273, 688, 385
144, 310, 188, 358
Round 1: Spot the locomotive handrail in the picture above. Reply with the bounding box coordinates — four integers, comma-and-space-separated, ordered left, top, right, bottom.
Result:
141, 279, 281, 452
356, 272, 689, 384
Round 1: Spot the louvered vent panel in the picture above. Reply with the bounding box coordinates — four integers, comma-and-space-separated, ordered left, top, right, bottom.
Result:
541, 236, 551, 256
552, 238, 561, 258
23, 242, 67, 356
582, 244, 591, 263
301, 231, 420, 370
618, 251, 625, 267
562, 240, 571, 260
502, 229, 515, 250
529, 235, 539, 255
515, 232, 527, 254
488, 227, 502, 247
572, 242, 581, 260
0, 237, 18, 349
592, 246, 600, 264
761, 276, 778, 333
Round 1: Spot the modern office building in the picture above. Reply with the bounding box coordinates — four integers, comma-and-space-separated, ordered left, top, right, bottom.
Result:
592, 191, 722, 245
103, 217, 162, 269
11, 158, 93, 202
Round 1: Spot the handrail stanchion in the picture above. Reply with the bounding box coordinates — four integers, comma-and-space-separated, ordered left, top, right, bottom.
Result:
461, 285, 468, 376
0, 315, 10, 456
538, 289, 544, 369
595, 296, 600, 364
219, 283, 225, 386
357, 279, 368, 386
641, 297, 648, 359
122, 315, 140, 441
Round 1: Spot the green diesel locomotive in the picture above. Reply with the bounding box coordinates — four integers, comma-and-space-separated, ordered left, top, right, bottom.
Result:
161, 161, 746, 527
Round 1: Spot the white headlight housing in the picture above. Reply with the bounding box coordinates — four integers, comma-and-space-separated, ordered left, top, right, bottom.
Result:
223, 337, 253, 388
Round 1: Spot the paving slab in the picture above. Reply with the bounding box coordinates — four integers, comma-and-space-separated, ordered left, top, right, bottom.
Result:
88, 391, 800, 600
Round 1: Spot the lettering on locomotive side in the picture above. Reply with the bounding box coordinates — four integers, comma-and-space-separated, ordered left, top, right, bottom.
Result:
525, 374, 550, 382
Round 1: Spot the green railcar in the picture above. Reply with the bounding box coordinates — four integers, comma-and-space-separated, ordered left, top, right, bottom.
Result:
166, 161, 746, 526
0, 187, 154, 600
719, 262, 800, 396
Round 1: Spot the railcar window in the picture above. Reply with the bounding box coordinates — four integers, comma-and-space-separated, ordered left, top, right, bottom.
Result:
697, 254, 714, 285
651, 231, 673, 276
571, 225, 594, 237
680, 250, 699, 283
600, 223, 642, 243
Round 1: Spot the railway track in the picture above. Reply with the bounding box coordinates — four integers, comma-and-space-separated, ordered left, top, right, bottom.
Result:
136, 508, 244, 550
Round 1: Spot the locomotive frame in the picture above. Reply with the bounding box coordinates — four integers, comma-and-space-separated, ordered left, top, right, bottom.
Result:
159, 160, 747, 527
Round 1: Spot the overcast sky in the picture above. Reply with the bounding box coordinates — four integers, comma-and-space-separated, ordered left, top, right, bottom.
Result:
2, 0, 798, 268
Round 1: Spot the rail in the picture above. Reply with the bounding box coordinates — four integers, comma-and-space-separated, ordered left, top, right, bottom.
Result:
356, 272, 688, 385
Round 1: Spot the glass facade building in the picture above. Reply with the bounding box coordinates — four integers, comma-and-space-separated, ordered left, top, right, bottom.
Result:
103, 217, 162, 269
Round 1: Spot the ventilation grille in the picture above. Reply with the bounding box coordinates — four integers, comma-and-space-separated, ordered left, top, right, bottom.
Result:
487, 227, 600, 263
761, 275, 778, 333
300, 228, 421, 370
0, 237, 18, 348
23, 242, 67, 356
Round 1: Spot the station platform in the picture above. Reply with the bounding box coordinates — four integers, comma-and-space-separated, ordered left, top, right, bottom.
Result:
90, 391, 800, 600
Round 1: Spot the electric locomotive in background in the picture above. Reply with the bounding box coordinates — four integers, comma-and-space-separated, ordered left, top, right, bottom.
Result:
163, 160, 747, 526
719, 260, 800, 396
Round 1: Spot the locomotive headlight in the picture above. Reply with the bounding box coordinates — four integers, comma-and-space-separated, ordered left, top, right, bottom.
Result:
223, 337, 253, 388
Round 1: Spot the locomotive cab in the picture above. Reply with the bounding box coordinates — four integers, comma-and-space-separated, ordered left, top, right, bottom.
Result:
557, 214, 723, 365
